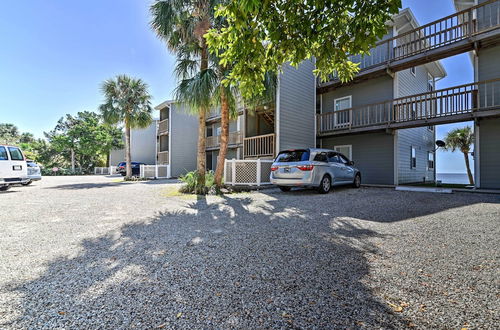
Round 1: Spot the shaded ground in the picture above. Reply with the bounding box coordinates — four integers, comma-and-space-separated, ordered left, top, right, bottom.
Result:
0, 176, 499, 328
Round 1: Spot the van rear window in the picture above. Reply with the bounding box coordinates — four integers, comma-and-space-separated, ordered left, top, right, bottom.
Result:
0, 147, 7, 160
8, 147, 24, 161
275, 150, 310, 162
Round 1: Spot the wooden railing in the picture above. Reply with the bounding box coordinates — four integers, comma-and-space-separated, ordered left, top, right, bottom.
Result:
158, 119, 169, 135
158, 151, 169, 164
243, 133, 275, 158
206, 131, 242, 149
322, 0, 500, 81
317, 78, 500, 134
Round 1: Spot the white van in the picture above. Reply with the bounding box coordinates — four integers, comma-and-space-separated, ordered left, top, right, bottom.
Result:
0, 145, 29, 191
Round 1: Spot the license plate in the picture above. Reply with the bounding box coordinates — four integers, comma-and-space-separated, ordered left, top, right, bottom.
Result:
283, 167, 290, 173
12, 165, 22, 171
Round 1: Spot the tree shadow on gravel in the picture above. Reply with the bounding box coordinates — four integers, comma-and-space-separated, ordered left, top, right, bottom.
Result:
2, 192, 412, 329
45, 179, 180, 190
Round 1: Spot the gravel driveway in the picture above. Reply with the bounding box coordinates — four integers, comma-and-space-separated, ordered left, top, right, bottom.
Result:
1, 176, 499, 328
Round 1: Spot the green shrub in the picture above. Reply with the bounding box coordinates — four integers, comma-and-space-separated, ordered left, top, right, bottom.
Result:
41, 167, 85, 176
179, 170, 217, 195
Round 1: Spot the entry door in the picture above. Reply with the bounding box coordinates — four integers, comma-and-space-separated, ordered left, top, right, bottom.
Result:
334, 96, 352, 127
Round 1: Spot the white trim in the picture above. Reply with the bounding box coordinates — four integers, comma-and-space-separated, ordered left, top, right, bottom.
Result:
474, 123, 480, 188
168, 105, 172, 173
334, 145, 352, 160
275, 72, 281, 153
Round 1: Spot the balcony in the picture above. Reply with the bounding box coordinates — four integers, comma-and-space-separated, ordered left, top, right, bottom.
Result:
318, 0, 500, 92
206, 131, 242, 149
243, 133, 275, 158
158, 151, 169, 164
158, 119, 169, 135
317, 78, 500, 136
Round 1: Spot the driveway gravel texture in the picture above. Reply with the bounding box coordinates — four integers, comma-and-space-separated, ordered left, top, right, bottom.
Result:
0, 175, 499, 329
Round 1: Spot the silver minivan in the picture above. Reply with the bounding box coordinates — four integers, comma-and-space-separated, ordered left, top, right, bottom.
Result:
0, 145, 28, 191
270, 148, 361, 193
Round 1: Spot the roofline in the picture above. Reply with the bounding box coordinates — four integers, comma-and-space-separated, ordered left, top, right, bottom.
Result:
154, 100, 175, 110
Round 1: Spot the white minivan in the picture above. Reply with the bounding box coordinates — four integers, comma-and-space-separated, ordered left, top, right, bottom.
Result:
0, 145, 28, 191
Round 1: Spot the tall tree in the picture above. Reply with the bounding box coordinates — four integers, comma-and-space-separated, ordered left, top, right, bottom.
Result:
151, 0, 218, 190
444, 126, 475, 185
99, 76, 153, 178
206, 0, 401, 99
0, 123, 20, 145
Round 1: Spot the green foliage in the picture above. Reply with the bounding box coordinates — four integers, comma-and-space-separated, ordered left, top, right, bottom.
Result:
45, 111, 124, 173
205, 0, 401, 99
41, 167, 84, 176
99, 75, 153, 130
179, 170, 217, 194
444, 126, 474, 154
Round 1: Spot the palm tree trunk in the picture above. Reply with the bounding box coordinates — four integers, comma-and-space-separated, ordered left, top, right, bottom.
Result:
196, 36, 209, 187
215, 87, 229, 186
463, 152, 474, 185
125, 120, 132, 178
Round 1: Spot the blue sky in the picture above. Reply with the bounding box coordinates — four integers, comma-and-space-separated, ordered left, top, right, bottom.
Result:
0, 0, 473, 174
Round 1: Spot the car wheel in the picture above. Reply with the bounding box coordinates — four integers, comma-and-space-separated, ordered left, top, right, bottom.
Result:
0, 185, 10, 191
121, 173, 126, 176
317, 175, 331, 194
352, 174, 361, 188
22, 180, 32, 186
279, 186, 291, 192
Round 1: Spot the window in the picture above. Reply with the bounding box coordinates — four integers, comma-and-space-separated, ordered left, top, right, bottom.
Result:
0, 146, 8, 160
206, 126, 213, 137
411, 146, 417, 169
8, 147, 23, 161
216, 127, 221, 136
428, 152, 435, 170
410, 66, 416, 76
338, 154, 349, 165
334, 96, 352, 126
275, 149, 310, 162
313, 152, 328, 162
327, 152, 340, 163
334, 145, 352, 160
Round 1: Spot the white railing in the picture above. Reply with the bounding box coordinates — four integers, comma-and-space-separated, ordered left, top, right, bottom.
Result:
140, 164, 170, 179
94, 166, 119, 175
224, 159, 274, 186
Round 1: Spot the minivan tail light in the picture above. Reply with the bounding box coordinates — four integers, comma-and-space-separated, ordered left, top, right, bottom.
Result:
297, 165, 314, 171
271, 166, 279, 171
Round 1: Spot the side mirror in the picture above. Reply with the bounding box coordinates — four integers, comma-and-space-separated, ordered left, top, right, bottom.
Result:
349, 161, 355, 166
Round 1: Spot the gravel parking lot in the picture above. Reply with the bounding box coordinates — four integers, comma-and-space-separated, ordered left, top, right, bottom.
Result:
1, 175, 499, 328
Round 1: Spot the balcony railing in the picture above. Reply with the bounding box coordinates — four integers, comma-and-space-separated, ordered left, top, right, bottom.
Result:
158, 151, 169, 164
320, 0, 500, 84
243, 133, 275, 158
206, 131, 243, 149
317, 78, 500, 134
158, 119, 169, 135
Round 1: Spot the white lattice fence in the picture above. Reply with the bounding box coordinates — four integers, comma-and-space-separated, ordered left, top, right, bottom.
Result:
140, 165, 170, 179
224, 159, 273, 186
94, 167, 110, 175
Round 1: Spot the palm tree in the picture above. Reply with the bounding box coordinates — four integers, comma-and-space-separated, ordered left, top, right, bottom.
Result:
99, 75, 153, 178
151, 0, 217, 189
444, 126, 475, 185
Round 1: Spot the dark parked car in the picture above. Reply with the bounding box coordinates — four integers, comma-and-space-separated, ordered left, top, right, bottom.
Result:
117, 162, 145, 176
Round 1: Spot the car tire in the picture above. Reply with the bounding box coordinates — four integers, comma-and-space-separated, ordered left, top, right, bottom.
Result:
22, 180, 32, 186
352, 173, 361, 188
279, 186, 291, 192
121, 173, 126, 176
0, 185, 10, 191
317, 175, 331, 194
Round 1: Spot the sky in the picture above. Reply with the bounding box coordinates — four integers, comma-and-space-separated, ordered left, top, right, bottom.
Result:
0, 0, 473, 174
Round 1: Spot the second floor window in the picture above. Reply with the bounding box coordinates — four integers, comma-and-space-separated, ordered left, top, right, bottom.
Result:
428, 73, 434, 91
411, 146, 417, 169
410, 66, 416, 76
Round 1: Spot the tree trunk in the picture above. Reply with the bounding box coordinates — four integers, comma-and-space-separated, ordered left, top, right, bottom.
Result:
71, 148, 75, 172
215, 87, 229, 186
463, 151, 474, 185
196, 35, 209, 187
125, 120, 132, 178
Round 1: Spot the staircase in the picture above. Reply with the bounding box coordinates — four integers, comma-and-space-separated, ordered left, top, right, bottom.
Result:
258, 110, 275, 128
